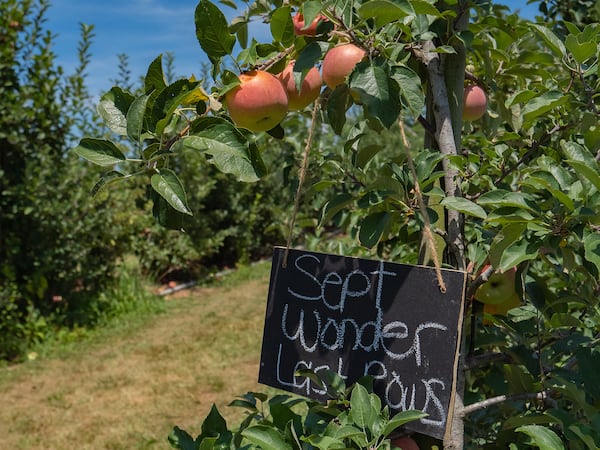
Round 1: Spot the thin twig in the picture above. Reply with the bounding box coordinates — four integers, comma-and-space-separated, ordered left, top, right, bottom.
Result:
399, 120, 447, 292
461, 390, 555, 417
282, 99, 321, 268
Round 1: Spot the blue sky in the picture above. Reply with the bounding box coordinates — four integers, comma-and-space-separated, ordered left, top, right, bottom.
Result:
45, 0, 539, 97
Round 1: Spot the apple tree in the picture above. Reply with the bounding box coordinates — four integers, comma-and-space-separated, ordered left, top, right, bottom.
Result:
73, 0, 600, 447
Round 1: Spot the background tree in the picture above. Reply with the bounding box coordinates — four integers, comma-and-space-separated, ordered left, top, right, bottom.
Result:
0, 0, 137, 360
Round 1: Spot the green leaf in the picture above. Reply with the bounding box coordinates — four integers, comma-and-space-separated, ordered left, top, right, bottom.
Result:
477, 189, 536, 212
150, 169, 192, 216
200, 404, 229, 439
359, 212, 390, 248
195, 0, 236, 63
521, 91, 568, 129
301, 434, 346, 450
241, 425, 292, 450
440, 197, 487, 219
515, 425, 564, 450
326, 85, 350, 135
270, 6, 294, 47
91, 171, 125, 196
151, 79, 200, 135
301, 1, 323, 26
350, 383, 376, 429
72, 138, 127, 166
97, 87, 135, 135
499, 239, 539, 272
145, 54, 167, 93
126, 94, 151, 141
565, 160, 600, 192
530, 24, 566, 57
565, 34, 597, 64
179, 117, 263, 182
390, 65, 425, 118
168, 426, 198, 450
382, 410, 428, 437
410, 0, 442, 16
489, 223, 527, 269
583, 231, 600, 274
358, 0, 411, 27
321, 193, 354, 224
350, 62, 401, 128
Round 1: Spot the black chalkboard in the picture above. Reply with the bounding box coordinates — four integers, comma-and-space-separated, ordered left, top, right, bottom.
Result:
258, 247, 467, 440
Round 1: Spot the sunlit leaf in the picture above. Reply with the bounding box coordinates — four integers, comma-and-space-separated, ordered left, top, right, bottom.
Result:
126, 94, 151, 141
521, 91, 568, 129
350, 61, 401, 128
583, 231, 600, 274
179, 117, 264, 182
73, 138, 127, 166
350, 383, 376, 429
565, 34, 597, 64
150, 169, 192, 216
97, 87, 135, 135
498, 239, 539, 272
565, 160, 600, 192
358, 0, 411, 27
530, 24, 566, 57
477, 190, 537, 212
441, 197, 487, 219
382, 410, 428, 437
270, 6, 294, 47
242, 425, 292, 450
195, 0, 236, 63
151, 79, 200, 135
515, 425, 563, 450
391, 65, 425, 118
145, 54, 167, 93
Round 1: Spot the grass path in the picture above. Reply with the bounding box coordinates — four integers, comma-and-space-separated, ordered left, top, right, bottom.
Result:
0, 262, 271, 449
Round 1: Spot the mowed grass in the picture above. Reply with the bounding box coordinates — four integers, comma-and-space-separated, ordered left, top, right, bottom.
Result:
0, 261, 273, 450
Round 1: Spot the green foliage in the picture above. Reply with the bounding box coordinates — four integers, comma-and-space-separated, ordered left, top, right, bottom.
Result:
168, 370, 427, 450
73, 0, 600, 447
0, 0, 140, 360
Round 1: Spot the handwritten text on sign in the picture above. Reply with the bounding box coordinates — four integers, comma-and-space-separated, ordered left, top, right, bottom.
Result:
258, 247, 466, 440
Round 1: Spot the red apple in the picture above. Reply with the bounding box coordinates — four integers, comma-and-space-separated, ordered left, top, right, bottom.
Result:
292, 13, 324, 36
224, 70, 289, 132
321, 43, 367, 89
391, 436, 419, 450
462, 84, 487, 121
474, 267, 517, 305
277, 61, 322, 110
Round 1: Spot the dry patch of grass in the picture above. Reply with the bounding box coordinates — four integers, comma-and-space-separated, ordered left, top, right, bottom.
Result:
0, 262, 272, 449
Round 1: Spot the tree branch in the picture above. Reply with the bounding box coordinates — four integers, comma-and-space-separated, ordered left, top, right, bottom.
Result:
461, 390, 556, 417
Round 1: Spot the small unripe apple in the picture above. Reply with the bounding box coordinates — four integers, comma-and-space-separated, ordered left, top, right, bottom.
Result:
224, 70, 289, 132
321, 43, 367, 89
292, 13, 324, 36
277, 61, 322, 110
474, 267, 517, 305
391, 436, 419, 450
483, 291, 521, 324
462, 84, 487, 121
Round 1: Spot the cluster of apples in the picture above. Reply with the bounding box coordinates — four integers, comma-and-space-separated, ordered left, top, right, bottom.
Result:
224, 13, 367, 132
225, 10, 488, 133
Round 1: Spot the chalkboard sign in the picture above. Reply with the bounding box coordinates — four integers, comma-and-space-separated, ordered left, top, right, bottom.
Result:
258, 247, 467, 440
